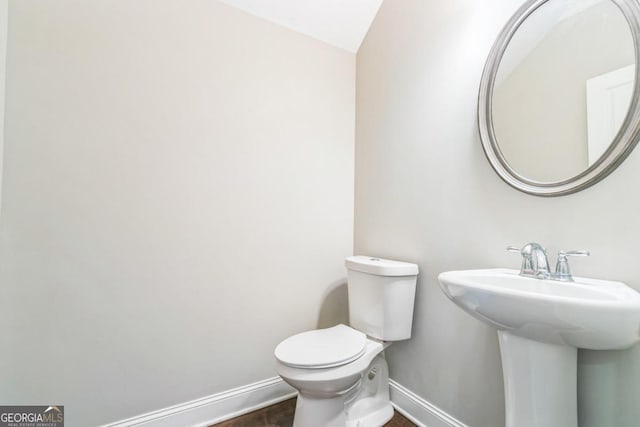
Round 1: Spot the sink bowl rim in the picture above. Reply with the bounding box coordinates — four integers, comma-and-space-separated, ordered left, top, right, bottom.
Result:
438, 268, 640, 309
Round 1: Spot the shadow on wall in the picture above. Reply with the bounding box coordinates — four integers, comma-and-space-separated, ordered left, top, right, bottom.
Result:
317, 280, 349, 329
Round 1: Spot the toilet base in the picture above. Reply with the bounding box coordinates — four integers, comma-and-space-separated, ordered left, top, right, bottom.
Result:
346, 400, 393, 427
346, 353, 393, 426
293, 391, 350, 427
291, 353, 393, 427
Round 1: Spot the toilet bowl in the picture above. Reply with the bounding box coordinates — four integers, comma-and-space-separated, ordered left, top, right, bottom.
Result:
275, 325, 393, 427
274, 256, 419, 427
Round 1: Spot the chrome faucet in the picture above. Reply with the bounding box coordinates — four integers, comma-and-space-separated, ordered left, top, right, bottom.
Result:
507, 243, 590, 282
507, 243, 551, 279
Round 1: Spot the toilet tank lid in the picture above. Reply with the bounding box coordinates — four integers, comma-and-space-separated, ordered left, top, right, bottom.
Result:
345, 256, 419, 276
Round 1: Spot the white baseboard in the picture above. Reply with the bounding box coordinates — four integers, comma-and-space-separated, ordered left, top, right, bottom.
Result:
102, 377, 466, 427
101, 377, 297, 427
389, 380, 469, 427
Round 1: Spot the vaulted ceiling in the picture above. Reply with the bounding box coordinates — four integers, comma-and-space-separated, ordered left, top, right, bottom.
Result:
217, 0, 384, 52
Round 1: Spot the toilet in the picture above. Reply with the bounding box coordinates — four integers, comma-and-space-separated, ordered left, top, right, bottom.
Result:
274, 256, 419, 427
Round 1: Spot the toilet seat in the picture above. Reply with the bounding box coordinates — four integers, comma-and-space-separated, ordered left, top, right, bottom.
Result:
275, 324, 367, 369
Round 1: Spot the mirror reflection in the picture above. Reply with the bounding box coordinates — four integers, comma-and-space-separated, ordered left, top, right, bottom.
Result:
492, 0, 635, 183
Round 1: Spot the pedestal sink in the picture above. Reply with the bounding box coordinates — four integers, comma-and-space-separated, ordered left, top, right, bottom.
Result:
438, 268, 640, 427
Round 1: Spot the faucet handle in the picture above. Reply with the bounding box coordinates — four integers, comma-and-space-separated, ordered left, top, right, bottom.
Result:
558, 250, 590, 258
507, 245, 534, 274
555, 250, 590, 281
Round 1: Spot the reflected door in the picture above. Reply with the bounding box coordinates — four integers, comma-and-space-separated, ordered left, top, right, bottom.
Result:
586, 64, 635, 164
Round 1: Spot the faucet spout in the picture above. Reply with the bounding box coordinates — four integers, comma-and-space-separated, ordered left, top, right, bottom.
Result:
507, 243, 551, 279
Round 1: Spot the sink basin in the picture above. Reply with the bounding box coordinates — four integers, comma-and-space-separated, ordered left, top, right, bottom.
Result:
438, 268, 640, 427
438, 268, 640, 349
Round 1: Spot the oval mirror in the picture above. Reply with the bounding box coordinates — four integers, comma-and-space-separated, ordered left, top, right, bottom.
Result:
479, 0, 640, 196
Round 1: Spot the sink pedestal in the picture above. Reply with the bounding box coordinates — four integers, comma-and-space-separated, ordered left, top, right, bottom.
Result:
498, 331, 577, 427
439, 269, 640, 427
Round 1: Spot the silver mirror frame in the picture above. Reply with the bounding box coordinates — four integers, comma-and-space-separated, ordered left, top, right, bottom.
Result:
478, 0, 640, 197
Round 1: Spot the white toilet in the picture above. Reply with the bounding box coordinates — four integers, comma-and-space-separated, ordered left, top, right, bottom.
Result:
274, 256, 419, 427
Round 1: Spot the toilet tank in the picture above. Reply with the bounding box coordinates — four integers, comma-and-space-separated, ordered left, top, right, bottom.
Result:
345, 256, 419, 341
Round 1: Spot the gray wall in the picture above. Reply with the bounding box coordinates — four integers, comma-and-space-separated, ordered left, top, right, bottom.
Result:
356, 1, 640, 426
0, 0, 6, 212
0, 1, 354, 426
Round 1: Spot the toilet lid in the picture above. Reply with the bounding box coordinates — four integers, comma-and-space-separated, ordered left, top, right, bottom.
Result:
275, 324, 367, 369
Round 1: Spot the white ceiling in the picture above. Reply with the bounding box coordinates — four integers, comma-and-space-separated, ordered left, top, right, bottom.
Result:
217, 0, 384, 53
